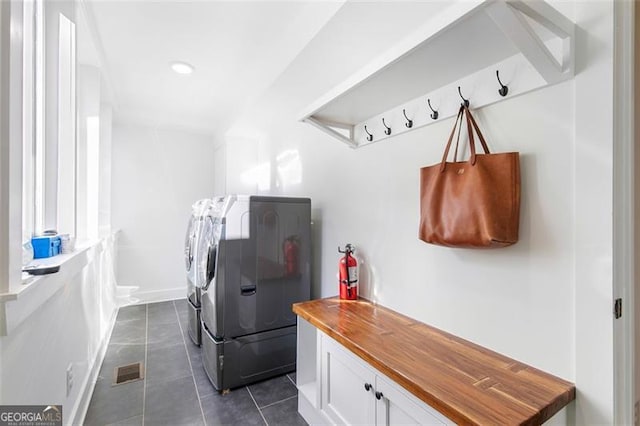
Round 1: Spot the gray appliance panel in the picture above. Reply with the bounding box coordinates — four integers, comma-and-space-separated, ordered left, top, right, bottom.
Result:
202, 322, 222, 390
187, 299, 201, 346
187, 279, 201, 307
202, 323, 296, 391
204, 198, 311, 339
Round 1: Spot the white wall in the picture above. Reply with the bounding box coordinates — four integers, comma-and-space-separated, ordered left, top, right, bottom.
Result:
0, 238, 118, 425
111, 124, 216, 303
636, 1, 640, 417
217, 1, 617, 423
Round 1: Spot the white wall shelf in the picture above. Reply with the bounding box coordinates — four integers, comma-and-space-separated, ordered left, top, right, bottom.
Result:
298, 0, 575, 148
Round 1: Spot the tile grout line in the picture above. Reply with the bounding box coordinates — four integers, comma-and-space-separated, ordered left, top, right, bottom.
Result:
258, 394, 297, 410
246, 386, 269, 426
173, 300, 207, 425
286, 373, 296, 387
142, 304, 149, 425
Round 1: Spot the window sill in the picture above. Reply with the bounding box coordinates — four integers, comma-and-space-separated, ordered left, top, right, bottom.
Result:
1, 239, 99, 302
0, 233, 118, 335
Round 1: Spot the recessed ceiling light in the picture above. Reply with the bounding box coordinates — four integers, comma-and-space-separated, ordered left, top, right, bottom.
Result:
170, 61, 194, 75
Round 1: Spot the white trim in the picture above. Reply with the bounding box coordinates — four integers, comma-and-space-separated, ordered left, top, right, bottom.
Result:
613, 1, 636, 424
69, 307, 118, 426
124, 287, 186, 305
22, 0, 35, 244
484, 1, 568, 83
33, 0, 45, 234
56, 12, 77, 236
0, 0, 26, 322
0, 0, 11, 301
304, 117, 355, 148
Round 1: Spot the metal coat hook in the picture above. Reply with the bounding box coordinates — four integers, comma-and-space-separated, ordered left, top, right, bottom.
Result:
427, 99, 439, 120
457, 86, 469, 107
402, 109, 413, 128
364, 125, 373, 142
496, 70, 509, 97
382, 118, 392, 135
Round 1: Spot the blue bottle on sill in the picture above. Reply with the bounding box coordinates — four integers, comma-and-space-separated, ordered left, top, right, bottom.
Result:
31, 235, 61, 258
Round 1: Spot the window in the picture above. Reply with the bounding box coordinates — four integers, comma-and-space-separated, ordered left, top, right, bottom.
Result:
33, 0, 44, 235
22, 3, 78, 246
56, 12, 76, 236
22, 0, 35, 244
22, 0, 45, 244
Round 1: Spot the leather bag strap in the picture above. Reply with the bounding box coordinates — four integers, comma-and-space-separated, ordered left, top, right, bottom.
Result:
464, 106, 490, 161
465, 107, 478, 165
453, 111, 464, 162
440, 106, 465, 172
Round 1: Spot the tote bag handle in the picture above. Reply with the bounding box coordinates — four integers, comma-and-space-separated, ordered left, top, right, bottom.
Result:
440, 106, 490, 172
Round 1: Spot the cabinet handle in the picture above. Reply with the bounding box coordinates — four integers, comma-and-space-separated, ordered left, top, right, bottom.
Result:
364, 383, 372, 392
375, 391, 384, 400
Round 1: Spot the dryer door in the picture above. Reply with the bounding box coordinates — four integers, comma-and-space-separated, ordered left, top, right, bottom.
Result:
196, 215, 224, 287
201, 217, 224, 337
195, 215, 212, 289
187, 199, 215, 284
185, 214, 199, 306
185, 215, 196, 272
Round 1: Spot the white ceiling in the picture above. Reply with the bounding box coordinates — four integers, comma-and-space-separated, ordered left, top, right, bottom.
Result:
79, 0, 344, 136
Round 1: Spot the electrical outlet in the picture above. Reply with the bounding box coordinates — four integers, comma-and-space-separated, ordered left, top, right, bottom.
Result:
66, 364, 73, 397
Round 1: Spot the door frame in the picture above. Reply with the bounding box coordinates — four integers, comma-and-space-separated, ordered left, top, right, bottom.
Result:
613, 0, 636, 424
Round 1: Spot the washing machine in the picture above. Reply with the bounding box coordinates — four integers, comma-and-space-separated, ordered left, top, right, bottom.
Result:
184, 198, 218, 346
200, 195, 311, 391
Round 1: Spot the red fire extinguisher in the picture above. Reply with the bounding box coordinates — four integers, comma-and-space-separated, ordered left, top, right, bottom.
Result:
338, 244, 358, 300
283, 236, 299, 277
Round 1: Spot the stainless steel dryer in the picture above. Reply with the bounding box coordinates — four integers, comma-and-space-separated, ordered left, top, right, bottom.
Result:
185, 198, 217, 346
199, 195, 311, 391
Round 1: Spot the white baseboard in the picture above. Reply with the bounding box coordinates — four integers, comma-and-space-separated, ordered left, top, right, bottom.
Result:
68, 308, 119, 426
123, 286, 186, 305
298, 389, 329, 425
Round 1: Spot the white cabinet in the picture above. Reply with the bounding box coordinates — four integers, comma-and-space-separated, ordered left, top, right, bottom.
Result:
375, 375, 449, 426
320, 334, 376, 425
298, 326, 452, 426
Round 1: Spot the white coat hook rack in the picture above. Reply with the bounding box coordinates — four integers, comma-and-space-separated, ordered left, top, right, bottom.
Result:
298, 0, 575, 149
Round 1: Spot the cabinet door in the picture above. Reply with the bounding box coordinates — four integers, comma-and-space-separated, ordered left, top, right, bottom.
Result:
375, 376, 450, 426
321, 334, 376, 425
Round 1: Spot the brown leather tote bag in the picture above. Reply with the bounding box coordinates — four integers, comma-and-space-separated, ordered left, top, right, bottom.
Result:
419, 105, 520, 248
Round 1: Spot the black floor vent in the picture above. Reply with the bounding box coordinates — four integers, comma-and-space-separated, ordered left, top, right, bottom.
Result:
113, 362, 144, 386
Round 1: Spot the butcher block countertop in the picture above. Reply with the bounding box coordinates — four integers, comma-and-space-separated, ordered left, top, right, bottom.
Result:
292, 297, 575, 426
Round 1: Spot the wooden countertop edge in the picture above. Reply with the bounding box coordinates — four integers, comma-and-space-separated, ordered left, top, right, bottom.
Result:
293, 307, 478, 424
293, 299, 576, 426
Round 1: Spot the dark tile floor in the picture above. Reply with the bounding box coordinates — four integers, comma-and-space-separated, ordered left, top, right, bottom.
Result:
84, 300, 306, 426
